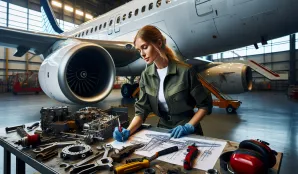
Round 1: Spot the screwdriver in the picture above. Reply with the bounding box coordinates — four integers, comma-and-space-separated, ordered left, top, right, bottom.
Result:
117, 118, 124, 141
114, 146, 179, 174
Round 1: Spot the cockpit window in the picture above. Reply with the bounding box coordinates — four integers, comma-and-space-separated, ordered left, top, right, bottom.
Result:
123, 14, 126, 21
135, 9, 139, 16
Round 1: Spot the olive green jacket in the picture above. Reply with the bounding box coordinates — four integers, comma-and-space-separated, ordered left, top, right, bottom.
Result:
135, 60, 213, 122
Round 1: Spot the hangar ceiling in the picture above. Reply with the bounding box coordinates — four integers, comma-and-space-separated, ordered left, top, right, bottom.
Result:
2, 0, 132, 24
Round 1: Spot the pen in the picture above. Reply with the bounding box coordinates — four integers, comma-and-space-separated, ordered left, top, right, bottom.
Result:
118, 118, 124, 141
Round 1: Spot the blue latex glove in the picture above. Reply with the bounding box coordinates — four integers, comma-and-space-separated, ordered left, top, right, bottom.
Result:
113, 127, 130, 142
168, 123, 195, 138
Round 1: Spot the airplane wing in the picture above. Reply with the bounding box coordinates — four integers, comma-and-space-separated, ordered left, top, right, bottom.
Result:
0, 26, 140, 67
0, 26, 66, 57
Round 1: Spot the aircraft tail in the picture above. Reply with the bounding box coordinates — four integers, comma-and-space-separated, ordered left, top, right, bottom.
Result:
40, 0, 64, 34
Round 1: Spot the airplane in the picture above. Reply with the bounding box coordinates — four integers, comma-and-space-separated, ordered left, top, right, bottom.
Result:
0, 0, 297, 104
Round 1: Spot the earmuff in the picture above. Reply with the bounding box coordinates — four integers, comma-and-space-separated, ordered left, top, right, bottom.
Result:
220, 139, 277, 174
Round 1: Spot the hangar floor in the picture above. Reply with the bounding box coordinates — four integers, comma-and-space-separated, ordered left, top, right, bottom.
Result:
0, 90, 297, 173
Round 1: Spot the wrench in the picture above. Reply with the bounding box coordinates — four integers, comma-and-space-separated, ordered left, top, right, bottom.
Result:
33, 141, 79, 153
70, 144, 114, 174
60, 151, 104, 171
36, 149, 58, 161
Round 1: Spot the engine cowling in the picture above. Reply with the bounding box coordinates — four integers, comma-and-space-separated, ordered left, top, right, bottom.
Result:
39, 40, 115, 104
200, 62, 252, 94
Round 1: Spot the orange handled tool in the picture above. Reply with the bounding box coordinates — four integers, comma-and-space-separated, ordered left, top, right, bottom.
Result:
114, 146, 179, 174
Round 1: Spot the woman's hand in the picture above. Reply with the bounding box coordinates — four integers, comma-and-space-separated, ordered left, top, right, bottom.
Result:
168, 123, 194, 138
113, 127, 130, 142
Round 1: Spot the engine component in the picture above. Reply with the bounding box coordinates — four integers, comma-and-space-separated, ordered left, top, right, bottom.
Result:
60, 144, 93, 160
38, 40, 116, 104
40, 106, 70, 132
199, 62, 253, 94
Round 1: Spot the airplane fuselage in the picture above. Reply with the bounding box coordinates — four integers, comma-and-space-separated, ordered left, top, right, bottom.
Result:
63, 0, 298, 59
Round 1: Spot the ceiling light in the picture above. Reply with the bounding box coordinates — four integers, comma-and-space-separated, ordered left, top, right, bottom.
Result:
52, 1, 62, 8
65, 5, 73, 12
76, 10, 84, 16
85, 13, 93, 19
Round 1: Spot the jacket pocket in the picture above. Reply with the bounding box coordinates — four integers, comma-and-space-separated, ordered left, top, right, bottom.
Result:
145, 86, 157, 96
168, 82, 188, 101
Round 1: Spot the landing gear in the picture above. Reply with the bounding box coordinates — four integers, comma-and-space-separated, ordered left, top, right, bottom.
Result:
226, 105, 236, 114
121, 83, 133, 98
121, 76, 139, 98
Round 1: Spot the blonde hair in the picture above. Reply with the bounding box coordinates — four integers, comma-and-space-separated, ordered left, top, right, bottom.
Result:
134, 25, 190, 67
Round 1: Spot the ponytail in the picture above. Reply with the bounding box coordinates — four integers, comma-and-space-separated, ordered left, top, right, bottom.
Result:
164, 45, 191, 68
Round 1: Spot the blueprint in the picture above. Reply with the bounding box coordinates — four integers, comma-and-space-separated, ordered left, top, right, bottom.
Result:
110, 129, 227, 171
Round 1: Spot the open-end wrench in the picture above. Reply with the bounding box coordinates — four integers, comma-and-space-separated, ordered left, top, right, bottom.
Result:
60, 151, 104, 171
70, 144, 114, 174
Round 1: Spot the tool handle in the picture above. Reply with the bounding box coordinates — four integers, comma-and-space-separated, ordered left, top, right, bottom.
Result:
70, 163, 96, 174
16, 127, 29, 137
114, 159, 150, 174
27, 122, 39, 130
149, 146, 179, 161
5, 125, 25, 132
183, 146, 199, 170
158, 146, 178, 156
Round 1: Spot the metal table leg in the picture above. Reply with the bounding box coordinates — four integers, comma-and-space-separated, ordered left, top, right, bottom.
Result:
4, 149, 11, 174
16, 157, 25, 174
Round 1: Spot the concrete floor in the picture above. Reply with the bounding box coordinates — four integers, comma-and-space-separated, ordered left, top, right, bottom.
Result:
0, 90, 297, 173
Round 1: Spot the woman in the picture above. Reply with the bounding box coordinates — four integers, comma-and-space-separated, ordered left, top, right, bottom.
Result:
113, 25, 212, 141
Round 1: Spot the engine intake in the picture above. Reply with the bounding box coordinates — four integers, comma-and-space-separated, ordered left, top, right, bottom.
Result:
39, 40, 115, 104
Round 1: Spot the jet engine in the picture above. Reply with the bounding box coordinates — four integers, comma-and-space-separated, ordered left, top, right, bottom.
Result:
39, 40, 115, 104
200, 62, 253, 94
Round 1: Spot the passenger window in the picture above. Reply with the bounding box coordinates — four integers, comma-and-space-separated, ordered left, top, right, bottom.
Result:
123, 14, 126, 21
82, 32, 84, 36
128, 11, 132, 18
142, 6, 146, 13
86, 30, 89, 35
95, 26, 98, 32
156, 0, 161, 7
104, 22, 107, 28
149, 3, 153, 10
135, 9, 139, 16
166, 0, 171, 4
99, 24, 102, 30
109, 20, 113, 26
78, 33, 81, 37
117, 16, 120, 24
90, 28, 93, 33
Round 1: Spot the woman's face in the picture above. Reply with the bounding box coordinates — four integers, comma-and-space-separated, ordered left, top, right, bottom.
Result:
135, 37, 160, 64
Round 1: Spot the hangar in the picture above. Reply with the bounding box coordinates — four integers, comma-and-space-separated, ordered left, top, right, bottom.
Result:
0, 0, 297, 173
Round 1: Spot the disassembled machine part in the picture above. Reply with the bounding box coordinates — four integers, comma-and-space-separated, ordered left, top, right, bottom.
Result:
40, 106, 129, 141
60, 144, 93, 160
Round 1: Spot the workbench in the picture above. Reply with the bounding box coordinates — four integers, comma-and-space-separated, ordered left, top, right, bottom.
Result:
0, 122, 283, 174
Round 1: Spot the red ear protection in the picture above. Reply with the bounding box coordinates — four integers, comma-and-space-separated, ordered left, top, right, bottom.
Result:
230, 149, 266, 174
239, 139, 277, 168
220, 139, 277, 174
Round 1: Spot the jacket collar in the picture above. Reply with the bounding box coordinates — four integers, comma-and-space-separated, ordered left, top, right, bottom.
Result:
147, 60, 177, 76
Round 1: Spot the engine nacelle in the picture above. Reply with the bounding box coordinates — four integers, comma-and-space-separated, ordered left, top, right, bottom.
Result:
39, 40, 116, 104
200, 62, 252, 94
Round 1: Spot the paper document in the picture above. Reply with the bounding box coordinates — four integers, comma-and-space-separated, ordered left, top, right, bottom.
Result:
110, 129, 226, 171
